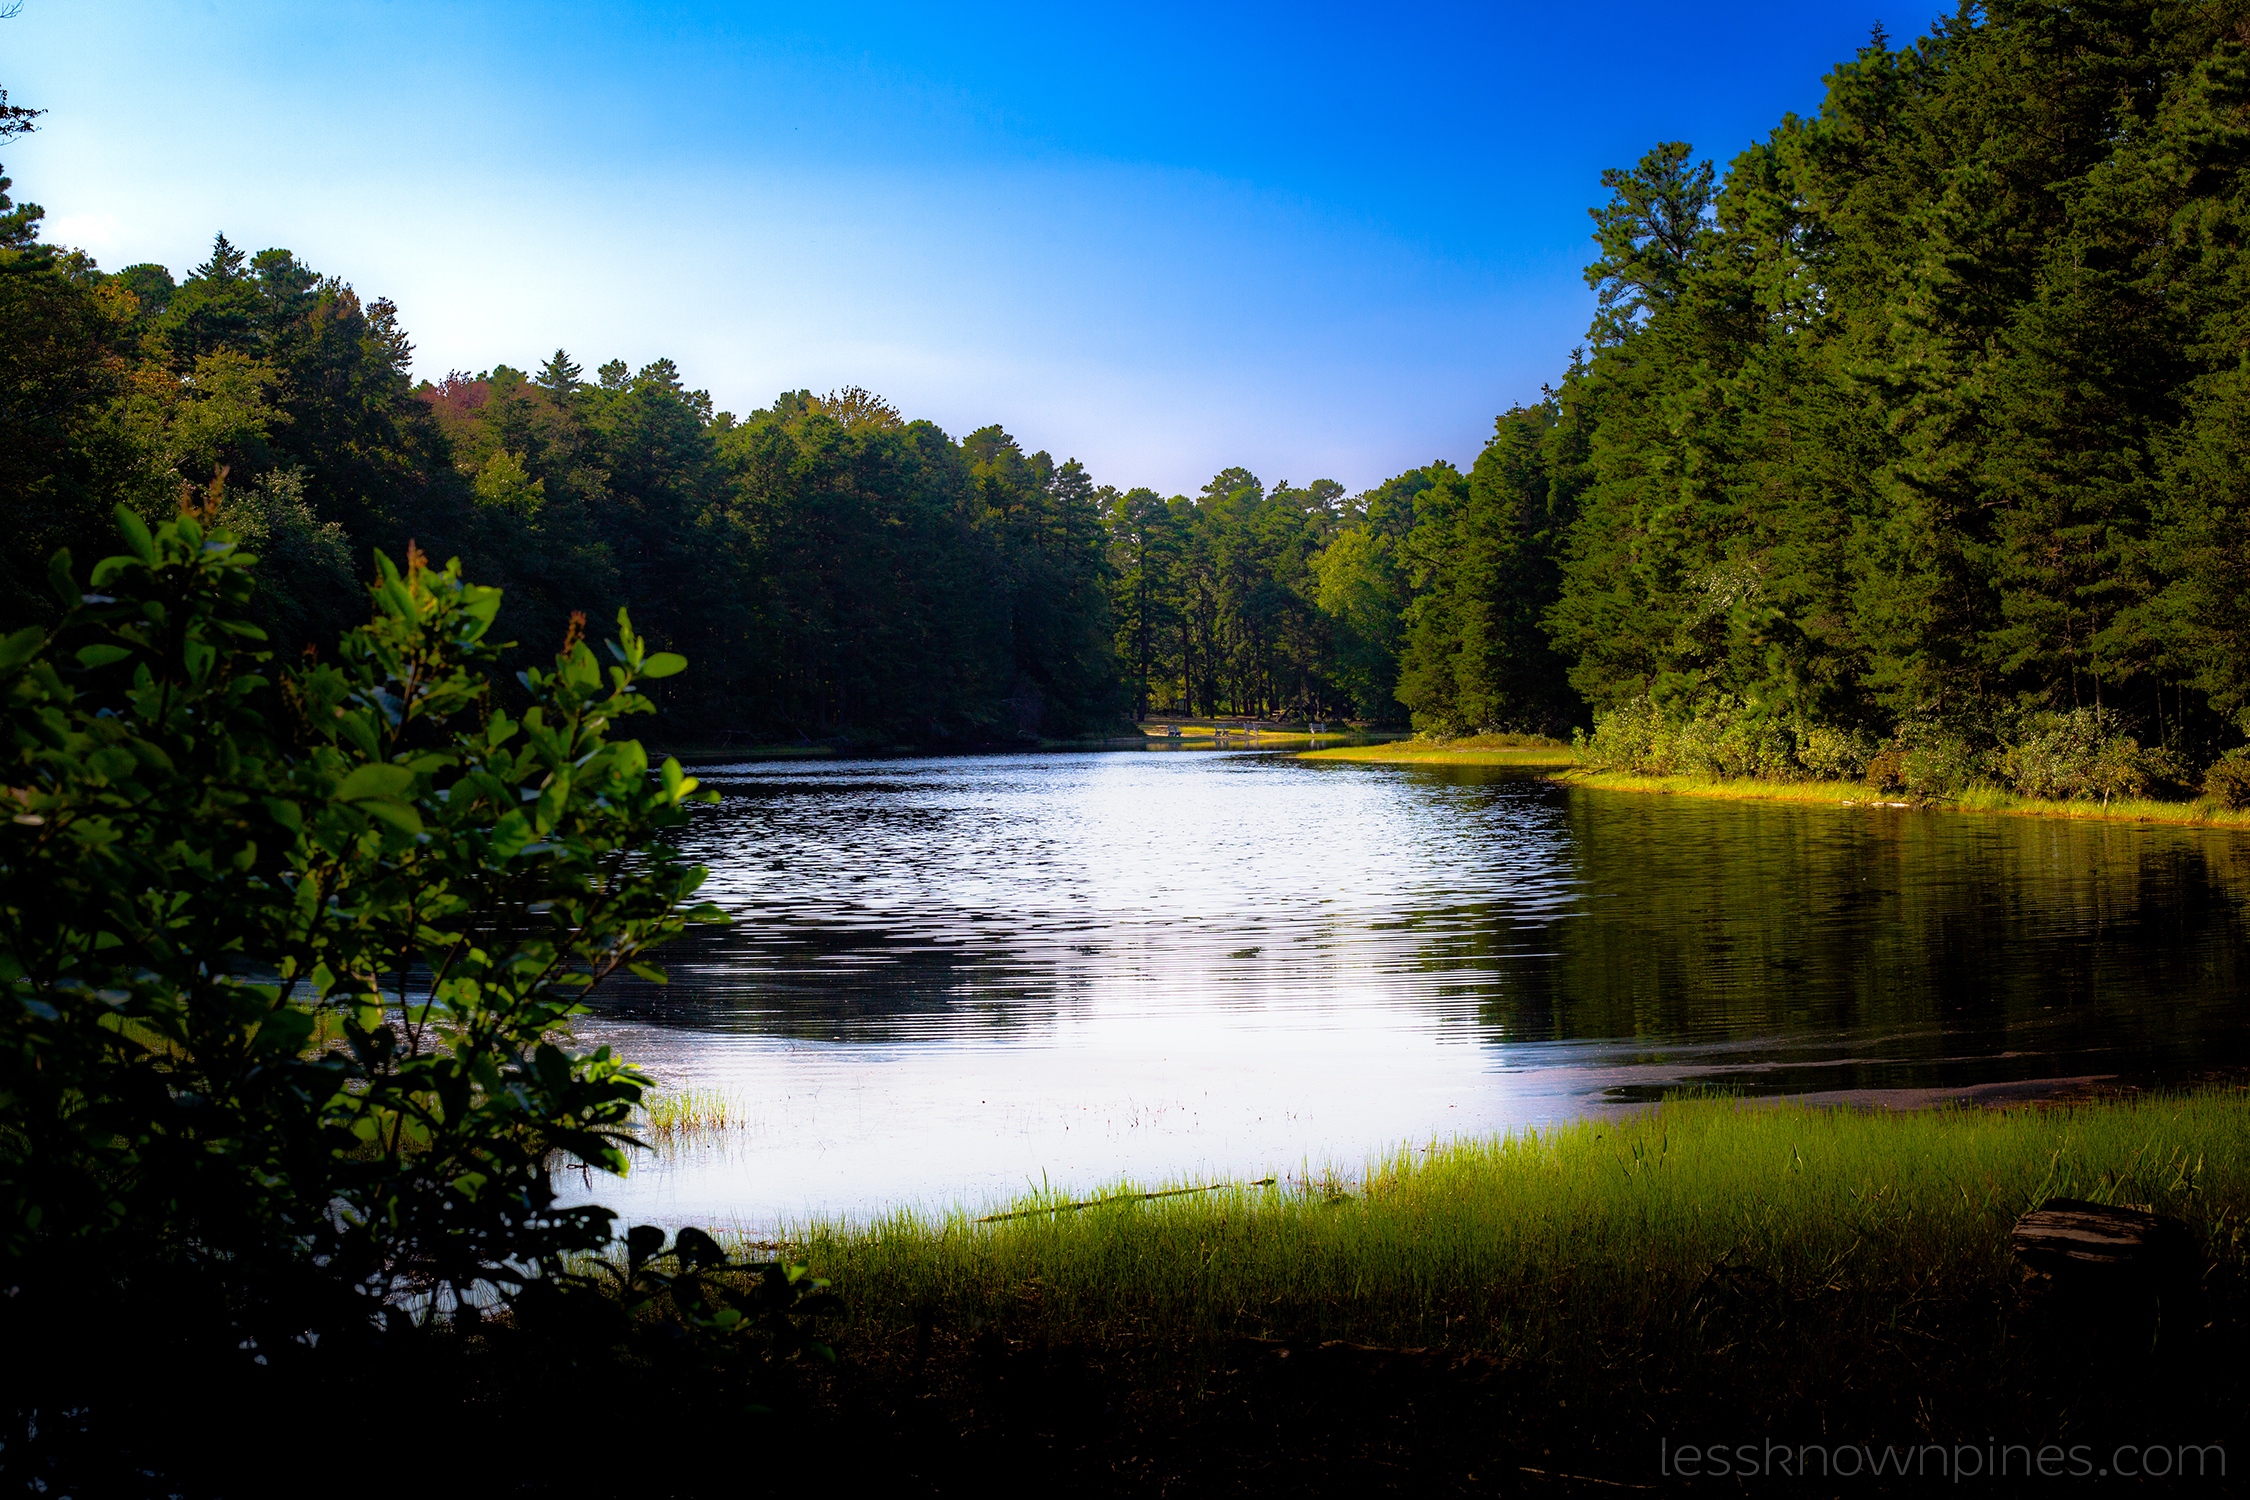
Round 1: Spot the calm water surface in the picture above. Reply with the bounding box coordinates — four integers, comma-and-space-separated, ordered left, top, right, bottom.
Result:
556, 750, 2250, 1230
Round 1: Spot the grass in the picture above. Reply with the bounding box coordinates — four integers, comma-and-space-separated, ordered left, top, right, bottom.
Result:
665, 1090, 2249, 1490
1561, 766, 2250, 827
1301, 732, 1575, 767
1302, 746, 2250, 827
634, 1086, 753, 1145
782, 1090, 2248, 1358
124, 1091, 2243, 1493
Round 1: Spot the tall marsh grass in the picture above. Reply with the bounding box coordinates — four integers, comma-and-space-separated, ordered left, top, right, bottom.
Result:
634, 1087, 752, 1145
786, 1092, 2250, 1358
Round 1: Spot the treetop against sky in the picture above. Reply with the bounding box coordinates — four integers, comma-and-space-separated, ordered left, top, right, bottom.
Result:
6, 0, 1943, 495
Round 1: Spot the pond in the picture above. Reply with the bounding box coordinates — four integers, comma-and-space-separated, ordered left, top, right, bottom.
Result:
554, 749, 2250, 1232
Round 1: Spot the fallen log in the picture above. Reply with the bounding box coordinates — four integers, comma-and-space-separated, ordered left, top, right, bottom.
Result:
2010, 1197, 2193, 1279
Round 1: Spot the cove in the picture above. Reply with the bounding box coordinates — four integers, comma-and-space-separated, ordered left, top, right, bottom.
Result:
554, 749, 2250, 1231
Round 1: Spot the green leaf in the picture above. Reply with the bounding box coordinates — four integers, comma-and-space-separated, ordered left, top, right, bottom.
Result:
254, 1006, 316, 1056
45, 549, 75, 609
374, 551, 416, 618
88, 747, 139, 780
564, 641, 602, 688
334, 763, 414, 802
640, 652, 687, 679
360, 800, 424, 835
0, 626, 45, 671
627, 962, 668, 984
336, 713, 381, 760
74, 644, 132, 669
534, 768, 572, 833
113, 505, 156, 564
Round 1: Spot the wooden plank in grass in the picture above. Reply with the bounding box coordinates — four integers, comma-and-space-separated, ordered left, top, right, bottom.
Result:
2010, 1197, 2193, 1278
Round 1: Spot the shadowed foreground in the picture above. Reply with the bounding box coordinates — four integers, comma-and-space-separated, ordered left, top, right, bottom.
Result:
32, 1093, 2247, 1495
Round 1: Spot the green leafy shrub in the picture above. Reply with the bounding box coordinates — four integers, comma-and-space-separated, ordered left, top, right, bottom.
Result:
2204, 750, 2250, 809
1578, 696, 1815, 780
1797, 723, 1877, 781
526, 1224, 846, 1393
1586, 700, 2187, 807
1672, 696, 1799, 779
1, 507, 723, 1381
1574, 695, 1667, 770
1888, 724, 1989, 798
1996, 708, 2150, 803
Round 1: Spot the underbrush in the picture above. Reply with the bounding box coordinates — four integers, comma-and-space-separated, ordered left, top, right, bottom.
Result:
1576, 697, 2229, 811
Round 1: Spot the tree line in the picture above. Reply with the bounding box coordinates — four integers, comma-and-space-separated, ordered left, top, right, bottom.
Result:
3, 184, 1116, 739
17, 0, 2250, 758
1113, 0, 2250, 773
1370, 0, 2250, 765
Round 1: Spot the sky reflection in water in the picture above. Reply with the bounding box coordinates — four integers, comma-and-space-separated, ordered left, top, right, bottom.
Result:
557, 750, 2250, 1230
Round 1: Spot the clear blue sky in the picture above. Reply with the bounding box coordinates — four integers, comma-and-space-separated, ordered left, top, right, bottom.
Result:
5, 1, 1949, 496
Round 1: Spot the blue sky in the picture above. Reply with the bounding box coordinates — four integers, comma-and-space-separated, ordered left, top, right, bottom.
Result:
5, 0, 1948, 496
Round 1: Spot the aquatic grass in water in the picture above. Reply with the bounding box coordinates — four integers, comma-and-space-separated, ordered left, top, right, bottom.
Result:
635, 1087, 754, 1145
779, 1092, 2250, 1359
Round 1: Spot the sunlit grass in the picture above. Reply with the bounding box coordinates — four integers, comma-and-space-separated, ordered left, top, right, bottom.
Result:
1564, 768, 2250, 826
767, 1091, 2250, 1358
635, 1086, 753, 1145
1303, 742, 1576, 765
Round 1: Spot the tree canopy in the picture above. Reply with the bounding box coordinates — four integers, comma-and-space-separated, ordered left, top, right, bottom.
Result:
1302, 0, 2250, 762
18, 0, 2250, 758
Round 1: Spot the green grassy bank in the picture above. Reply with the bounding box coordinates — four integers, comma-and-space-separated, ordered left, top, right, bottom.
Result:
1302, 742, 2250, 829
793, 1092, 2245, 1356
1557, 766, 2250, 828
632, 1090, 2244, 1493
110, 1092, 2248, 1495
1300, 733, 1575, 768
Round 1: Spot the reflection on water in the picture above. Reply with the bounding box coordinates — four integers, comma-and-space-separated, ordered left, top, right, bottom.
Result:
557, 751, 2250, 1229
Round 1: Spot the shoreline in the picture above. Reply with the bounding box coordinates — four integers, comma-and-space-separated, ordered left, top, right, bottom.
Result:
743, 1090, 2247, 1492
144, 1090, 2246, 1495
1301, 744, 1576, 767
1301, 744, 2250, 828
1553, 766, 2250, 828
654, 726, 1389, 764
